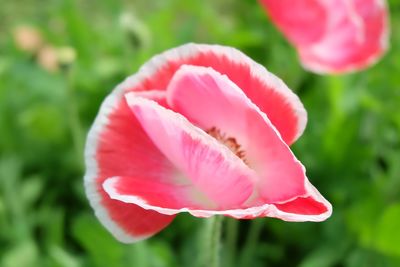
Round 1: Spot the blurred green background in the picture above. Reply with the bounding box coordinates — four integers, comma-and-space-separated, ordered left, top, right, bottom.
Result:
0, 0, 400, 266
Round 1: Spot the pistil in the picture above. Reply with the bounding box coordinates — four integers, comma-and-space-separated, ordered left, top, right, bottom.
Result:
206, 127, 247, 164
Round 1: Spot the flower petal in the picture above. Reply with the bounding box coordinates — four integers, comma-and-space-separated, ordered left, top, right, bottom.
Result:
84, 90, 176, 243
268, 181, 332, 222
103, 176, 212, 211
259, 0, 327, 46
167, 65, 308, 204
299, 0, 388, 73
103, 177, 331, 221
125, 93, 256, 210
261, 0, 389, 73
121, 43, 306, 145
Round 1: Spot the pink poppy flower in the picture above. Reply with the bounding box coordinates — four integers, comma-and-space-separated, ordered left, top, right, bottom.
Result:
259, 0, 389, 74
84, 44, 332, 243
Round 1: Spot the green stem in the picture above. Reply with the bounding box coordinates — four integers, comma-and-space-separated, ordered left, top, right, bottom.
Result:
324, 75, 346, 160
327, 75, 344, 118
226, 219, 238, 267
239, 219, 264, 267
64, 67, 84, 168
203, 216, 224, 267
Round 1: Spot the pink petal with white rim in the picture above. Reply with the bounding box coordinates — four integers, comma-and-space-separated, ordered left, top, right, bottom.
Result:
167, 65, 308, 204
269, 180, 332, 221
125, 93, 256, 210
103, 176, 211, 210
84, 90, 176, 243
103, 177, 331, 221
121, 44, 307, 145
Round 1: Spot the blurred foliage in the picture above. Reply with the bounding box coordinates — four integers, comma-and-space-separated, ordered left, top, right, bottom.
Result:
0, 0, 400, 266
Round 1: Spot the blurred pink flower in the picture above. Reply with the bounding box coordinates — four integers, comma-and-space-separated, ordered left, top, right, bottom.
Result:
84, 44, 332, 243
260, 0, 389, 74
13, 25, 43, 53
37, 45, 59, 72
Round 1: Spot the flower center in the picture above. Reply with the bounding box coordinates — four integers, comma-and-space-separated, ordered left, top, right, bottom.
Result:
206, 127, 247, 163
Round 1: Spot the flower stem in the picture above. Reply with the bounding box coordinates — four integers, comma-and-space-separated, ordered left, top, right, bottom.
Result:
203, 216, 224, 267
226, 218, 238, 267
239, 219, 264, 267
64, 67, 84, 168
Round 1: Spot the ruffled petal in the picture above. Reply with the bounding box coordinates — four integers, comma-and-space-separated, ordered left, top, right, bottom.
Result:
84, 90, 176, 243
120, 43, 306, 145
267, 181, 332, 222
167, 65, 307, 203
125, 93, 256, 209
103, 176, 213, 211
103, 177, 331, 221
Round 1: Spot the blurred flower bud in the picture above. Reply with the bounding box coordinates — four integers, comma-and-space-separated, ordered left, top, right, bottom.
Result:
119, 12, 151, 49
37, 45, 58, 72
57, 46, 77, 69
13, 25, 43, 53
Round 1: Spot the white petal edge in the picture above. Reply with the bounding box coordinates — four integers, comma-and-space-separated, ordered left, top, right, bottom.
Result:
85, 89, 168, 242
84, 89, 147, 243
103, 176, 332, 222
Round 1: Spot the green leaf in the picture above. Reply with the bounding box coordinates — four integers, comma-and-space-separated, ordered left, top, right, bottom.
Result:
375, 203, 400, 257
48, 245, 82, 267
1, 239, 39, 267
72, 213, 123, 267
20, 175, 44, 207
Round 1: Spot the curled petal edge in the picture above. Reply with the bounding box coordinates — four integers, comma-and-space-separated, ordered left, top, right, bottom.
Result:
103, 177, 332, 222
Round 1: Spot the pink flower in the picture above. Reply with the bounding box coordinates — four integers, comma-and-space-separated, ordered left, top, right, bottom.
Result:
13, 25, 43, 53
259, 0, 389, 74
84, 44, 332, 243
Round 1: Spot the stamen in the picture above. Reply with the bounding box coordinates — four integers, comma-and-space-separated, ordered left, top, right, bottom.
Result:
206, 127, 247, 163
